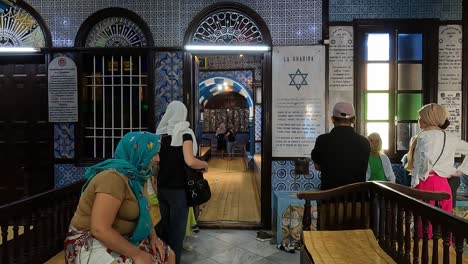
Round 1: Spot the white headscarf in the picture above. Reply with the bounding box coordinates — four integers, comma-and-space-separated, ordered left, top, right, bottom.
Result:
156, 101, 197, 155
216, 123, 227, 135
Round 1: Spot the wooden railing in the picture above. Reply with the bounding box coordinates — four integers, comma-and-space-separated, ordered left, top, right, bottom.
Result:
298, 182, 468, 264
0, 181, 84, 264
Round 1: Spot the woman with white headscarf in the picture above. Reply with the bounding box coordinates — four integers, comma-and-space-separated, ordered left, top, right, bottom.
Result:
155, 101, 208, 264
406, 103, 468, 238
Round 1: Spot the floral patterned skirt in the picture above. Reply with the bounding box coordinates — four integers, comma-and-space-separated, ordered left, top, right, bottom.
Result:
64, 226, 170, 264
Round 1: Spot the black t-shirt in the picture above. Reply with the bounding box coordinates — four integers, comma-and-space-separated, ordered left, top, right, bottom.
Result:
311, 126, 370, 190
226, 130, 236, 142
157, 133, 193, 189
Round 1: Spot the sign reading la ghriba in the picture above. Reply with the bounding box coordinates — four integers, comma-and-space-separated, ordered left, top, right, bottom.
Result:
272, 46, 326, 157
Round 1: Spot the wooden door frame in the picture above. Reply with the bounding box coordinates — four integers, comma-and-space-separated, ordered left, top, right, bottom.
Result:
183, 1, 273, 228
183, 51, 272, 228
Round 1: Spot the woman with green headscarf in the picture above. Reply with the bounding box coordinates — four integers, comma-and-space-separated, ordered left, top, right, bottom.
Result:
65, 132, 175, 264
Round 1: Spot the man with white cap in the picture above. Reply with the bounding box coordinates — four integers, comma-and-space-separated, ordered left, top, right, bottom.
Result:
311, 102, 370, 190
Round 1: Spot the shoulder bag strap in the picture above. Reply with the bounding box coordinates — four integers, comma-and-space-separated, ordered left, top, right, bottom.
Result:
433, 131, 446, 167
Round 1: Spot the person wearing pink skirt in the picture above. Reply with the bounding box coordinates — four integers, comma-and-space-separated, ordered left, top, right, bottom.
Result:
405, 103, 468, 238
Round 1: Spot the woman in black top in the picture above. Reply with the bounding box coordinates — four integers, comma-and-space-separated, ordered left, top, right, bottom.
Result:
216, 123, 227, 158
225, 128, 236, 160
155, 101, 208, 264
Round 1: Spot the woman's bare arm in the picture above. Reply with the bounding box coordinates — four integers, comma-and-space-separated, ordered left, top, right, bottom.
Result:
183, 140, 208, 170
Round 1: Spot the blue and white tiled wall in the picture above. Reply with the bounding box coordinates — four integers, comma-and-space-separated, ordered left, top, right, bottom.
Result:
54, 123, 75, 159
54, 122, 87, 187
330, 0, 462, 21
54, 164, 87, 188
254, 105, 262, 154
27, 0, 466, 203
272, 161, 321, 192
26, 0, 323, 47
154, 52, 184, 126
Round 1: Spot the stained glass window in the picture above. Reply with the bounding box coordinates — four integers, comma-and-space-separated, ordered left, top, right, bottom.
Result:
191, 11, 264, 45
0, 2, 45, 47
85, 17, 148, 47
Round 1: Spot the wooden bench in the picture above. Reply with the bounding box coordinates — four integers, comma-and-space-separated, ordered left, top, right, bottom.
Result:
298, 182, 468, 264
0, 181, 83, 264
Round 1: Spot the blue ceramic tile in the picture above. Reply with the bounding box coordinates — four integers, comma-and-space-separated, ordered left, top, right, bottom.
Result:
272, 161, 321, 192
54, 123, 75, 159
54, 164, 87, 188
255, 105, 262, 141
27, 0, 322, 47
154, 51, 183, 126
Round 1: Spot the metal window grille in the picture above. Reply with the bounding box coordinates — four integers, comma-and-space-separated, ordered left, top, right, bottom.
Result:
83, 55, 148, 159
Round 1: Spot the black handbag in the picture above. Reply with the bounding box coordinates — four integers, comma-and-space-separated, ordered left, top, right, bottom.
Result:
184, 166, 211, 206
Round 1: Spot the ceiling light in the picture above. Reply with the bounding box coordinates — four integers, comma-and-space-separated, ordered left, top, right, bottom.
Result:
185, 45, 270, 52
0, 47, 41, 53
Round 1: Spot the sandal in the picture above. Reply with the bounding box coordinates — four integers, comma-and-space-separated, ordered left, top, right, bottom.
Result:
276, 244, 295, 253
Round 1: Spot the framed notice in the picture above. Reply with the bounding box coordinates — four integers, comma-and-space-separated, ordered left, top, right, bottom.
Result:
48, 56, 78, 122
272, 46, 326, 158
438, 91, 461, 138
438, 25, 462, 91
329, 26, 353, 92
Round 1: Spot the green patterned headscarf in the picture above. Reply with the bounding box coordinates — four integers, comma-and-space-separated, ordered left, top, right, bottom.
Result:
82, 131, 161, 245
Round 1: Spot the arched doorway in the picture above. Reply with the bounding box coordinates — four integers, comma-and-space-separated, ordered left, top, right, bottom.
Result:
184, 2, 272, 227
199, 75, 255, 155
0, 0, 53, 205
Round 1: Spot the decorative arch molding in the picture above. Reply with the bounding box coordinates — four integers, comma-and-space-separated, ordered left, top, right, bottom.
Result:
75, 7, 153, 48
199, 76, 254, 118
0, 0, 52, 48
184, 2, 272, 46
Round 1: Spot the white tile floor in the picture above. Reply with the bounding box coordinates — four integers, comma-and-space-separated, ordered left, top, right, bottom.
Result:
181, 229, 299, 264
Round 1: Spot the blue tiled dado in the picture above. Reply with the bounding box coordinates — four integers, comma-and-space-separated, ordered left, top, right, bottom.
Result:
272, 161, 321, 191
54, 164, 87, 188
54, 123, 75, 159
330, 0, 462, 21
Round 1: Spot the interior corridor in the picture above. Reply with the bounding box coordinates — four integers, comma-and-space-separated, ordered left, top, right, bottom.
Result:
198, 157, 261, 223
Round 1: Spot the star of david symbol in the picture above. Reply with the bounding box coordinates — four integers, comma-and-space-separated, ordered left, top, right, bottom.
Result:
289, 69, 308, 91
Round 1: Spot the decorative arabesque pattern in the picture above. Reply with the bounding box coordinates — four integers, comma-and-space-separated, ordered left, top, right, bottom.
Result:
0, 5, 45, 47
85, 17, 147, 47
192, 11, 263, 45
204, 108, 249, 133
